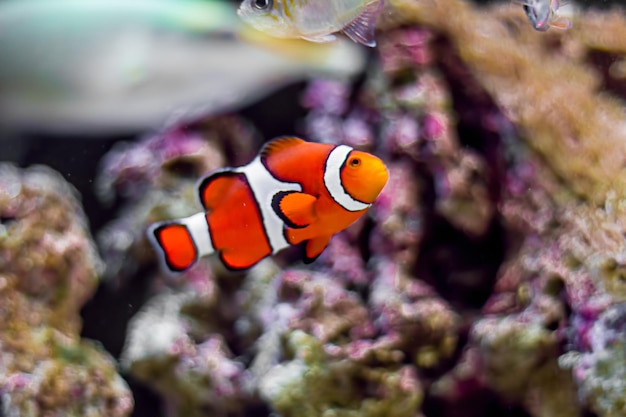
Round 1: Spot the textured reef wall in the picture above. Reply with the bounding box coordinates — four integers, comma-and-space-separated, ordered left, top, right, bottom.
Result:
3, 0, 626, 416
0, 164, 133, 416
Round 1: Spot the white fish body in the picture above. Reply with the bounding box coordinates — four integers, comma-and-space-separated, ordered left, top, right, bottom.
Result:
238, 0, 383, 47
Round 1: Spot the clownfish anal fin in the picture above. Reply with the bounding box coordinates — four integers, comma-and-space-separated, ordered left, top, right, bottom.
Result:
272, 191, 317, 229
197, 170, 242, 211
260, 137, 305, 164
302, 235, 332, 264
219, 250, 264, 271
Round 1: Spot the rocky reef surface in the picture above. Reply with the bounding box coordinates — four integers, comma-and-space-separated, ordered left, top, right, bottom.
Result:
0, 164, 133, 417
2, 0, 626, 416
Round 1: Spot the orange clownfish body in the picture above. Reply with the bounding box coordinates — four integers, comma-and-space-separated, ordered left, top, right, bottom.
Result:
148, 137, 389, 272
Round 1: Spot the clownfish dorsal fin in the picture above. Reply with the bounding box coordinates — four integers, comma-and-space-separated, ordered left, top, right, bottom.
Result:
303, 235, 332, 264
272, 191, 317, 229
260, 137, 306, 164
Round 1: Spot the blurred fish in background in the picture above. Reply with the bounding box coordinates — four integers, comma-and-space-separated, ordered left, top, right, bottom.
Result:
237, 0, 384, 47
0, 0, 366, 136
515, 0, 574, 31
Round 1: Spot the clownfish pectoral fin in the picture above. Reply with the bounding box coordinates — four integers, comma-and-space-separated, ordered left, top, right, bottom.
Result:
303, 235, 332, 264
342, 0, 384, 47
260, 137, 305, 165
272, 191, 317, 229
149, 222, 199, 273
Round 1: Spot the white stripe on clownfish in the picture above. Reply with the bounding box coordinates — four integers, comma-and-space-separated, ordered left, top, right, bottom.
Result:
181, 212, 215, 257
323, 145, 371, 212
234, 156, 302, 252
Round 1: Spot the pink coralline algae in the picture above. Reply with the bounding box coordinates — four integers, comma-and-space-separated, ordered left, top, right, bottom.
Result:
370, 160, 424, 267
121, 292, 250, 417
241, 269, 427, 415
258, 330, 423, 417
96, 114, 257, 205
562, 302, 626, 417
378, 28, 434, 73
0, 164, 101, 318
369, 259, 460, 369
0, 164, 132, 417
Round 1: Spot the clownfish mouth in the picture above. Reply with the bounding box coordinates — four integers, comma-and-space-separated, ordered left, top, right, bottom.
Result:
369, 168, 390, 200
353, 167, 389, 204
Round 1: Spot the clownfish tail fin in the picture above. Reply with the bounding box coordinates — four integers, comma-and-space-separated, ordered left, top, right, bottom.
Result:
147, 212, 214, 273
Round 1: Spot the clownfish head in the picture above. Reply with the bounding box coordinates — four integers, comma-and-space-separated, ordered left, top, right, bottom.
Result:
340, 150, 389, 205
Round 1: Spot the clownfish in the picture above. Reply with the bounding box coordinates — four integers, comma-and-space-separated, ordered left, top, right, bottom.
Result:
148, 136, 389, 272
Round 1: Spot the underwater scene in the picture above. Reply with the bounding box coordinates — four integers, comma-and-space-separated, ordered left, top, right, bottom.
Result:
1, 0, 626, 416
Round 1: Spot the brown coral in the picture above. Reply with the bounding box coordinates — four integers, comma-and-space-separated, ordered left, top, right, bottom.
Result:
0, 164, 132, 417
384, 0, 626, 204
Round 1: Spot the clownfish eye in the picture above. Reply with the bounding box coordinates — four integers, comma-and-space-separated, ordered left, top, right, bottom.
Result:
252, 0, 272, 10
349, 158, 361, 168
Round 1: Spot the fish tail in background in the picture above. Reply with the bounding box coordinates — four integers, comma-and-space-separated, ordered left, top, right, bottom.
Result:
147, 212, 214, 273
341, 0, 384, 47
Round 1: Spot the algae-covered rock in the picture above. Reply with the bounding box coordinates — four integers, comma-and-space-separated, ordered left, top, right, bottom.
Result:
2, 337, 132, 417
384, 0, 626, 205
121, 290, 250, 417
0, 163, 132, 417
259, 330, 423, 417
562, 303, 626, 417
472, 316, 582, 417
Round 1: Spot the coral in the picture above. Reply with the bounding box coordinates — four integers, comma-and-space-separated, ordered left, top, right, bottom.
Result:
241, 266, 455, 416
0, 163, 132, 417
370, 159, 424, 268
471, 98, 626, 417
275, 270, 374, 345
561, 302, 626, 417
377, 29, 495, 237
370, 4, 626, 415
2, 339, 133, 417
471, 315, 581, 417
0, 164, 102, 328
259, 330, 423, 417
384, 0, 626, 204
121, 290, 250, 417
96, 115, 257, 205
369, 259, 460, 369
252, 265, 459, 369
